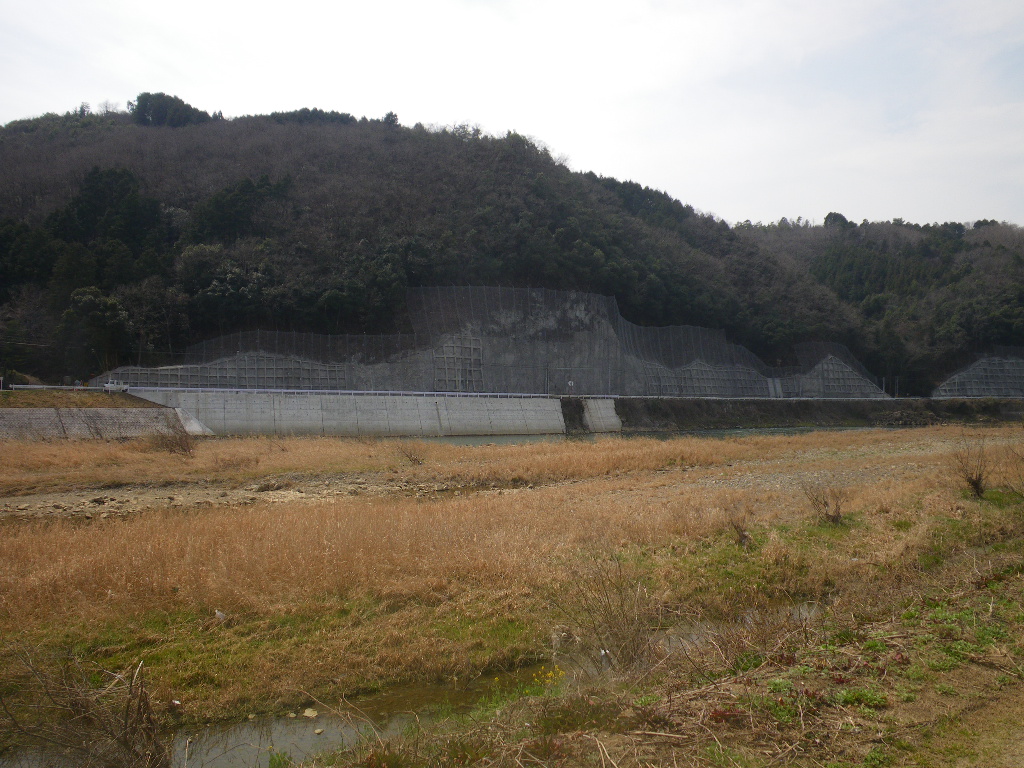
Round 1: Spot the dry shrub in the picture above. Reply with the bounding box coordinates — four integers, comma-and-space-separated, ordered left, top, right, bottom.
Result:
0, 653, 169, 768
800, 480, 850, 525
549, 558, 670, 673
720, 493, 754, 547
394, 440, 426, 466
950, 432, 990, 498
145, 424, 195, 457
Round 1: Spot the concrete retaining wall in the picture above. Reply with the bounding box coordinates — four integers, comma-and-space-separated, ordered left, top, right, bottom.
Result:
5, 394, 1016, 440
131, 390, 567, 437
582, 399, 622, 432
0, 408, 191, 440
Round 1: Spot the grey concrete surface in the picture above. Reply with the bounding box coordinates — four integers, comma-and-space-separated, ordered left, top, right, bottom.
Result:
130, 390, 567, 437
0, 408, 190, 440
582, 399, 622, 433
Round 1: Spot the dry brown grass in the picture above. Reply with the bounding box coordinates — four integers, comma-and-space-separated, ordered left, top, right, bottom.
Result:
2, 426, 1019, 625
0, 390, 159, 408
3, 425, 1023, 720
0, 433, 738, 496
0, 477, 743, 627
2, 423, 989, 496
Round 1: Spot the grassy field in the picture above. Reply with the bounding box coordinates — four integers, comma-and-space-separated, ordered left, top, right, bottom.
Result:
1, 426, 1023, 766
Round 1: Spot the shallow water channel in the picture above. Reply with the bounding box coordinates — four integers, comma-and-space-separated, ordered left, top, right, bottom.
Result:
1, 600, 828, 768
173, 669, 534, 768
0, 664, 547, 768
4, 602, 823, 768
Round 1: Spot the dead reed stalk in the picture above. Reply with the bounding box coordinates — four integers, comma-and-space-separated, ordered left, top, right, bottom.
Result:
0, 653, 170, 768
1001, 428, 1024, 497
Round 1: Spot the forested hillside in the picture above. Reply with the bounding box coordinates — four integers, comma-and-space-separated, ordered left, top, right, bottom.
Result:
1, 94, 1021, 393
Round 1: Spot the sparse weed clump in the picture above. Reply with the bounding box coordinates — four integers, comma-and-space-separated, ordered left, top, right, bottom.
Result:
833, 686, 888, 709
801, 480, 849, 525
146, 423, 196, 456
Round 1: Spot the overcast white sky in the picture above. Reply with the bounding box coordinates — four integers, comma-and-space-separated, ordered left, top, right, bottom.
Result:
2, 0, 1022, 226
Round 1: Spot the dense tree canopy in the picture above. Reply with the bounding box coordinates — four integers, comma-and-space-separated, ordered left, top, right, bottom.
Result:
0, 95, 1021, 392
129, 92, 212, 127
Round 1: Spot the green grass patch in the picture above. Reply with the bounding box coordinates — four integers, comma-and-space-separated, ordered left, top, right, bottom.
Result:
982, 488, 1023, 508
532, 693, 622, 735
833, 687, 888, 709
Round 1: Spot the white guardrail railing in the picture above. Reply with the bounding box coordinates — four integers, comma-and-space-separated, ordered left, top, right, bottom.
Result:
6, 384, 911, 401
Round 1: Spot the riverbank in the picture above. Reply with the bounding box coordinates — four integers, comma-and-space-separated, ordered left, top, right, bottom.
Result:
1, 426, 1023, 766
611, 396, 1024, 431
3, 389, 1022, 442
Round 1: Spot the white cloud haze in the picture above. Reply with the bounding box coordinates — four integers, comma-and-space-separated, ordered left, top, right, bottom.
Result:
2, 0, 1022, 225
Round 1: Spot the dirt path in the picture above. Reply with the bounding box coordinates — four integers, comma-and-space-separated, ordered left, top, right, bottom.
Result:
0, 474, 525, 521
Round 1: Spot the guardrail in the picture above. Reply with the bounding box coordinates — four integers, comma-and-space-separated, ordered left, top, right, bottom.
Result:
6, 384, 919, 401
10, 384, 564, 398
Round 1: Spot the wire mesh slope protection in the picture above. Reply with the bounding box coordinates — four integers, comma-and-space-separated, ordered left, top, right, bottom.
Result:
933, 347, 1024, 398
95, 286, 887, 398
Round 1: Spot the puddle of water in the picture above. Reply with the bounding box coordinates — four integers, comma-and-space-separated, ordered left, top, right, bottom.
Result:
0, 665, 547, 768
174, 710, 412, 768
174, 664, 549, 767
